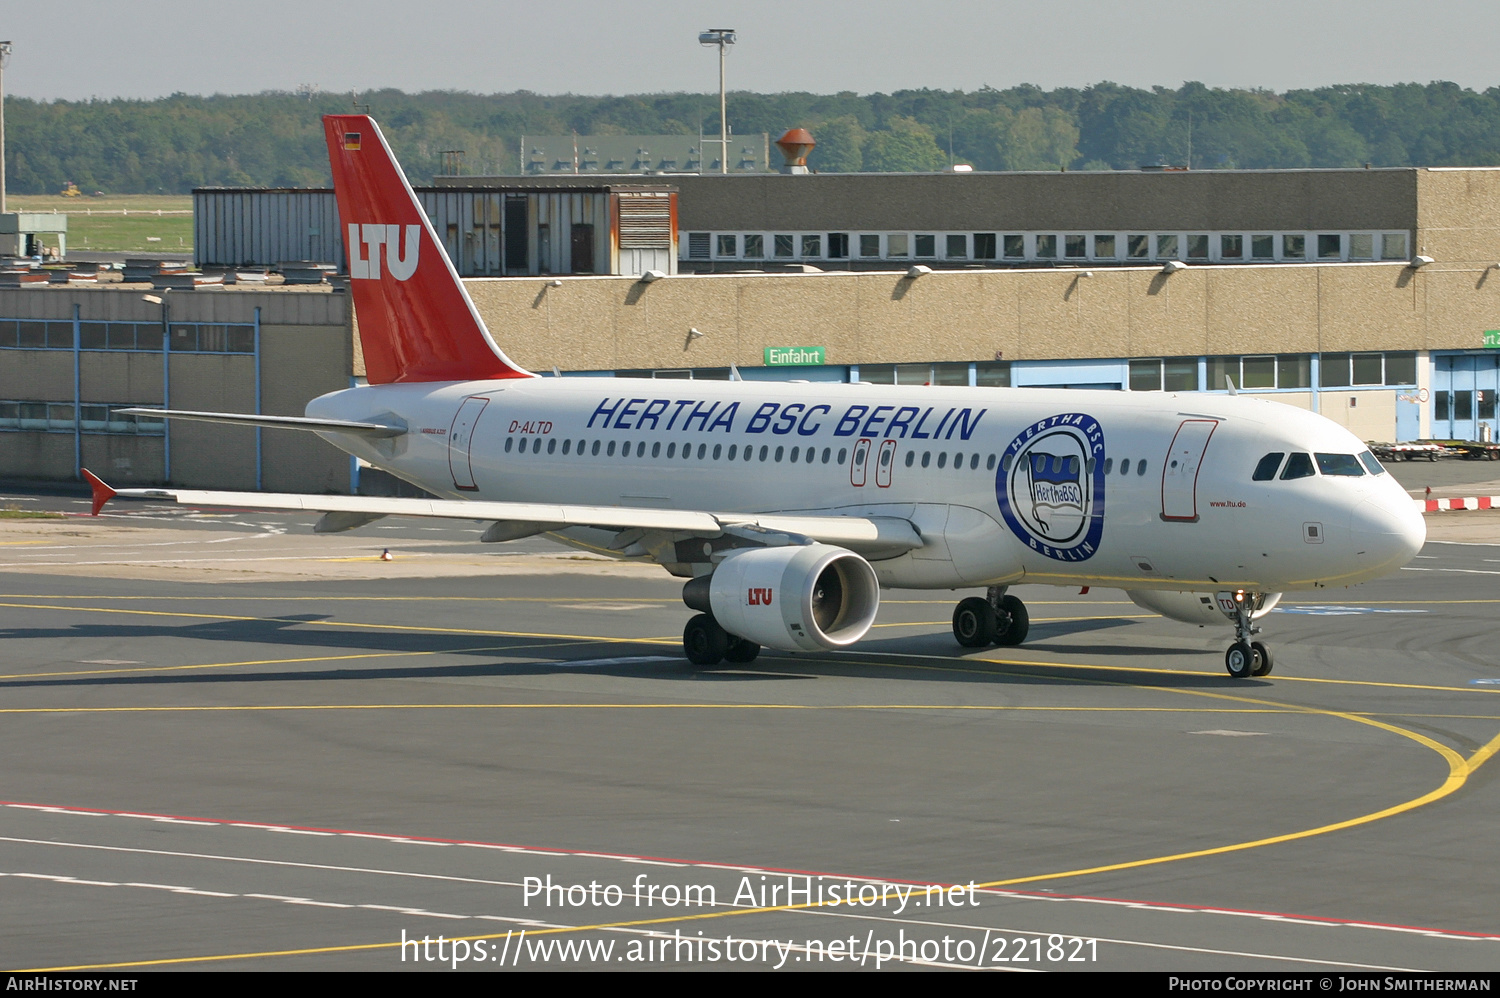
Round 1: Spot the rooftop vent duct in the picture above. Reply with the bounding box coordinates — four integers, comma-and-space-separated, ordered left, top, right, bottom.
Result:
776, 128, 815, 175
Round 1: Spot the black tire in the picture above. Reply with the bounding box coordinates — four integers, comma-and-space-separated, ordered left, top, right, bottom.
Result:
723, 636, 761, 664
1225, 641, 1255, 678
952, 597, 998, 647
995, 594, 1030, 646
1251, 641, 1274, 677
683, 614, 729, 667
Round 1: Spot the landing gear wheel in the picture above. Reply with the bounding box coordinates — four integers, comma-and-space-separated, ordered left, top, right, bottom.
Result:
1250, 641, 1274, 677
952, 597, 998, 647
723, 636, 761, 664
994, 594, 1030, 647
683, 614, 729, 667
1225, 640, 1255, 679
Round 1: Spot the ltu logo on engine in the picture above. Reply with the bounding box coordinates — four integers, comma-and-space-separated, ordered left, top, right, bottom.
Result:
348, 224, 421, 281
747, 588, 773, 606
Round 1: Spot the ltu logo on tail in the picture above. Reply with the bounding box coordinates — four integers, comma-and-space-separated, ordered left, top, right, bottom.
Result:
349, 224, 421, 281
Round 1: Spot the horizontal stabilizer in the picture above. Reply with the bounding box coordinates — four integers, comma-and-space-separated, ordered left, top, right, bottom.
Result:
113, 408, 407, 438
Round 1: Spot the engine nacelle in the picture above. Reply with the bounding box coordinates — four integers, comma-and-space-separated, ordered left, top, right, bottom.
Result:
688, 544, 880, 652
1126, 590, 1282, 627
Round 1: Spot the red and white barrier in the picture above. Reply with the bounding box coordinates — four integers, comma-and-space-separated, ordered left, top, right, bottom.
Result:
1414, 495, 1500, 512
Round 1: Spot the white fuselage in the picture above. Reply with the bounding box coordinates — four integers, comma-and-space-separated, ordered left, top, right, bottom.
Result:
308, 379, 1424, 593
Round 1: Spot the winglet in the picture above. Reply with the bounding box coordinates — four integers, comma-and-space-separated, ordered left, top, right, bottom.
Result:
81, 469, 116, 516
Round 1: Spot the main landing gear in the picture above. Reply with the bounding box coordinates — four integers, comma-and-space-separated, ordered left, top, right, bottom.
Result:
952, 586, 1030, 649
1223, 592, 1273, 679
683, 613, 760, 668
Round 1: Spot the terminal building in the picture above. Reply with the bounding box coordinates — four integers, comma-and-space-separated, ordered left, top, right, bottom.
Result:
3, 158, 1499, 491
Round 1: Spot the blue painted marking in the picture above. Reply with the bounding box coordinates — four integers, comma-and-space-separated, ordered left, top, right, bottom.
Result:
1469, 678, 1500, 686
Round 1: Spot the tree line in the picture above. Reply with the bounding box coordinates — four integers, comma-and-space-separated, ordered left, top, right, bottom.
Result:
5, 80, 1500, 194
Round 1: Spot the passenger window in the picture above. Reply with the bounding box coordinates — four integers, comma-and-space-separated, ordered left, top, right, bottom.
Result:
547, 438, 557, 454
728, 444, 737, 460
563, 439, 572, 455
760, 445, 769, 461
1120, 459, 1131, 475
1103, 457, 1113, 474
651, 442, 661, 458
774, 446, 784, 462
1137, 460, 1147, 476
937, 452, 947, 469
1359, 451, 1385, 476
1280, 452, 1315, 479
713, 444, 722, 460
533, 438, 543, 454
621, 440, 631, 457
504, 437, 513, 453
806, 447, 815, 464
666, 442, 676, 458
1252, 452, 1284, 481
921, 452, 931, 468
986, 455, 996, 471
790, 446, 800, 462
592, 440, 601, 456
837, 448, 847, 464
823, 448, 832, 464
970, 454, 980, 470
698, 443, 707, 459
1316, 453, 1365, 476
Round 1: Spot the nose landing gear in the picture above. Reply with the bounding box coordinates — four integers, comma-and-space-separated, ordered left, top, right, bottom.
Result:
952, 586, 1030, 649
1223, 592, 1273, 678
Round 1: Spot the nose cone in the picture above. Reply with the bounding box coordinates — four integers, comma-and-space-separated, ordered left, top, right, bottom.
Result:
1351, 494, 1426, 574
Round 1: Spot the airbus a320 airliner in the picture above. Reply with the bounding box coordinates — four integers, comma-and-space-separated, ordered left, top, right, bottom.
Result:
87, 114, 1426, 678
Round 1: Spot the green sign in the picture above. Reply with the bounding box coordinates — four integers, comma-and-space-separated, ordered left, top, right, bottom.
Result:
1485, 330, 1500, 348
764, 346, 826, 366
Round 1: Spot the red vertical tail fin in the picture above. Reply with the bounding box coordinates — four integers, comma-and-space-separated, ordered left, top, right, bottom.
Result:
323, 115, 533, 384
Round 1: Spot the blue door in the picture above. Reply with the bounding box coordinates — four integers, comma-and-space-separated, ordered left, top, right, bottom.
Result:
1433, 354, 1500, 441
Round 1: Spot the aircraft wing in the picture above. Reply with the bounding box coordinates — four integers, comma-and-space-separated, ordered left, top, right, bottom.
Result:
82, 471, 923, 560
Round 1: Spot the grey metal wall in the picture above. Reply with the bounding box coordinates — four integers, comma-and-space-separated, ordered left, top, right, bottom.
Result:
194, 189, 344, 270
416, 189, 610, 276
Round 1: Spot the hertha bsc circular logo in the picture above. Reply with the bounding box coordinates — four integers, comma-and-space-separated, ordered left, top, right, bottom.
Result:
995, 413, 1106, 562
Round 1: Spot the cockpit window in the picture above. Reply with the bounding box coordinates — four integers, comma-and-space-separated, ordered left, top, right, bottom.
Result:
1316, 453, 1365, 477
1280, 452, 1315, 480
1252, 452, 1285, 481
1358, 450, 1386, 476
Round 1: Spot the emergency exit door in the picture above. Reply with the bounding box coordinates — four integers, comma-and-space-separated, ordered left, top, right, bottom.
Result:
1161, 419, 1218, 522
449, 396, 490, 491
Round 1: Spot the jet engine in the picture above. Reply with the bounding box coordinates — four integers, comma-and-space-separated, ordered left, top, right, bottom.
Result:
1126, 590, 1282, 627
684, 544, 880, 652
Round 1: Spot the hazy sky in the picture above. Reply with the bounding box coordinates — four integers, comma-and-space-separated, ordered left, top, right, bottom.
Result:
3, 1, 1495, 101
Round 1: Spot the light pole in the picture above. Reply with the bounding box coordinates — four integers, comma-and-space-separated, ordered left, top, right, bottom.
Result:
0, 41, 12, 214
698, 29, 735, 174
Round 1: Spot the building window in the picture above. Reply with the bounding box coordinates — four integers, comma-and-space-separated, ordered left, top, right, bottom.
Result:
716, 234, 737, 257
1155, 234, 1178, 259
1128, 234, 1149, 259
1093, 234, 1116, 259
975, 361, 1010, 387
1320, 353, 1351, 387
932, 362, 969, 385
945, 234, 967, 259
801, 234, 822, 258
1381, 232, 1408, 260
1278, 355, 1311, 388
859, 234, 880, 258
1385, 352, 1417, 384
1348, 233, 1373, 260
1221, 234, 1243, 260
914, 234, 936, 257
1129, 359, 1163, 391
1241, 355, 1275, 389
887, 234, 909, 257
1035, 234, 1057, 259
1064, 234, 1087, 259
974, 233, 997, 260
1002, 234, 1025, 259
743, 234, 764, 259
1164, 359, 1197, 391
1317, 234, 1342, 260
773, 234, 795, 258
1251, 235, 1274, 260
1186, 234, 1209, 260
1351, 352, 1383, 385
1282, 234, 1305, 260
827, 233, 849, 259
